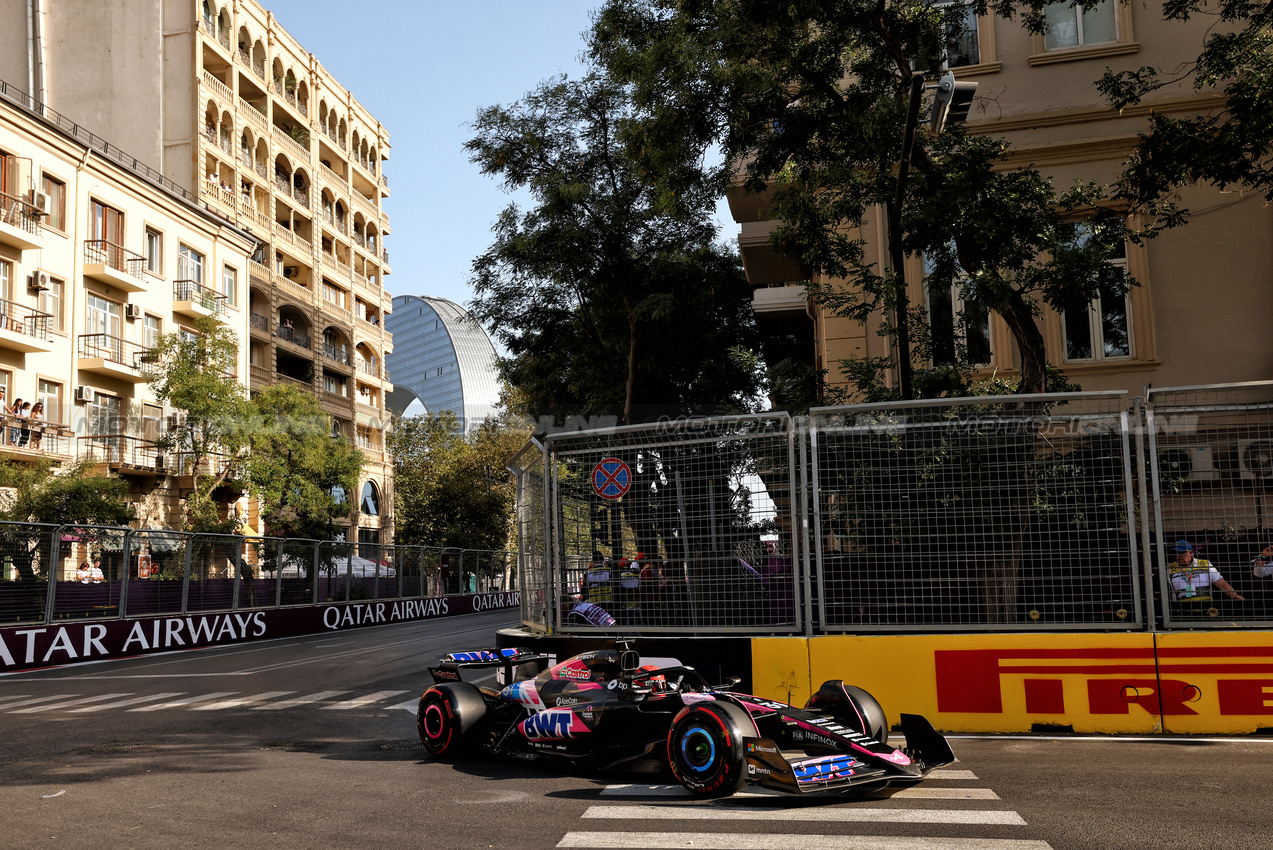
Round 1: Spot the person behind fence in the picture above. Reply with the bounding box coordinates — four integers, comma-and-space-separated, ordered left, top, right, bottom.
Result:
1251, 543, 1273, 578
77, 561, 92, 583
1169, 540, 1243, 604
583, 551, 613, 607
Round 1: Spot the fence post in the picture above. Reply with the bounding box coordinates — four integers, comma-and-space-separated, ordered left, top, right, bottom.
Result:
344, 543, 353, 603
231, 534, 245, 611
42, 525, 61, 625
800, 415, 816, 638
180, 532, 194, 615
274, 537, 283, 607
311, 540, 321, 605
117, 527, 132, 619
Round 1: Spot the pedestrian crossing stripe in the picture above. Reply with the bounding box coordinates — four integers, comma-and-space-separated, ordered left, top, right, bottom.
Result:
581, 805, 1026, 825
556, 833, 1053, 850
0, 689, 416, 713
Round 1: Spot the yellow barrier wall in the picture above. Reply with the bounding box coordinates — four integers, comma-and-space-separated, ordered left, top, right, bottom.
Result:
752, 633, 1273, 734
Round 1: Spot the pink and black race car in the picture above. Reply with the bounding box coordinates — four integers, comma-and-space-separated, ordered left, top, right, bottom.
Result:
417, 642, 954, 798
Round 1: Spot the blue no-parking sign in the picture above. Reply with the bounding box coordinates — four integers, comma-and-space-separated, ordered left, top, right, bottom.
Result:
592, 457, 631, 500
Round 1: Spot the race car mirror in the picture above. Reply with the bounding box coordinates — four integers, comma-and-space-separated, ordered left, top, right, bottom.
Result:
619, 649, 640, 674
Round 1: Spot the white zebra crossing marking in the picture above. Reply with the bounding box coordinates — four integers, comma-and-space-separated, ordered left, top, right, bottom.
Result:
72, 693, 186, 713
580, 804, 1026, 825
319, 690, 409, 710
889, 787, 1000, 800
252, 691, 351, 710
129, 692, 239, 711
556, 833, 1052, 849
0, 694, 81, 711
192, 692, 296, 710
11, 693, 134, 713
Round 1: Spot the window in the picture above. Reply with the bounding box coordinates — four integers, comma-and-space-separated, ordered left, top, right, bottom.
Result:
178, 244, 204, 284
0, 259, 9, 303
323, 373, 346, 395
1044, 0, 1116, 50
323, 280, 347, 309
360, 481, 379, 516
37, 380, 60, 426
145, 227, 163, 274
90, 200, 123, 244
923, 254, 991, 366
38, 277, 63, 331
917, 1, 980, 69
1062, 236, 1130, 362
143, 314, 162, 349
40, 174, 66, 231
222, 264, 237, 306
87, 393, 121, 436
85, 292, 121, 339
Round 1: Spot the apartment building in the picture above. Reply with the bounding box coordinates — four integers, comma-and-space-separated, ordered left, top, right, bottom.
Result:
0, 84, 255, 527
2, 0, 396, 545
733, 2, 1273, 399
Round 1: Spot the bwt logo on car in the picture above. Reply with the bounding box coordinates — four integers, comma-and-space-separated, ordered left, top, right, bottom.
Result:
794, 756, 858, 783
519, 709, 582, 740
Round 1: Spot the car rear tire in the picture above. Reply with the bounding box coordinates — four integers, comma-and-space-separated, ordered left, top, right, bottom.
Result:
666, 701, 755, 798
806, 681, 888, 745
417, 682, 487, 757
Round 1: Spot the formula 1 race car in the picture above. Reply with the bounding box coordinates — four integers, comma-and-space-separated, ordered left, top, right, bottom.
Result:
416, 642, 954, 798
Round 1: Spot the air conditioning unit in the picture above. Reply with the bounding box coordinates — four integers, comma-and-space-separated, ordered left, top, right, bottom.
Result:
1238, 439, 1273, 481
27, 270, 50, 291
283, 266, 299, 278
125, 303, 142, 320
1157, 444, 1219, 484
27, 190, 49, 214
74, 386, 94, 404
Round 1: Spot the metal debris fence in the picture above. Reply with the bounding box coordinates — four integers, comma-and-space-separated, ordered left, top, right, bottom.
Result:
0, 524, 517, 627
526, 382, 1273, 635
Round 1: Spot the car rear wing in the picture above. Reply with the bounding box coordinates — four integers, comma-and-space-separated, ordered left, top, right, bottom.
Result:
428, 647, 551, 686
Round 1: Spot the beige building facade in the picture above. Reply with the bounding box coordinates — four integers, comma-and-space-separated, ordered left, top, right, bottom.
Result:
732, 3, 1273, 400
0, 86, 255, 528
3, 0, 396, 544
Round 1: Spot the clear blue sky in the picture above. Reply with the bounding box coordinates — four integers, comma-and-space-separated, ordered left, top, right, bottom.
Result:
260, 1, 599, 309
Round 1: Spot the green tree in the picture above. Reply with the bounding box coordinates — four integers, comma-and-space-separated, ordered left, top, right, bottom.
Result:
591, 0, 1132, 397
142, 316, 248, 533
390, 411, 530, 551
1094, 0, 1273, 214
0, 458, 135, 528
466, 72, 763, 425
241, 384, 364, 541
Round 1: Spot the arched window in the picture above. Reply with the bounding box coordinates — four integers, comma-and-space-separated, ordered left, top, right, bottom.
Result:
360, 481, 380, 516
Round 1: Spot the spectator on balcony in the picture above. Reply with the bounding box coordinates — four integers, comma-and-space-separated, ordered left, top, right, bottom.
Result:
1251, 543, 1273, 578
28, 402, 44, 450
16, 401, 31, 447
77, 561, 92, 583
1168, 539, 1243, 604
7, 398, 22, 445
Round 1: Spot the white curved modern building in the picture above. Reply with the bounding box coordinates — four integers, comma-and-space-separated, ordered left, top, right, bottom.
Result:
385, 296, 500, 429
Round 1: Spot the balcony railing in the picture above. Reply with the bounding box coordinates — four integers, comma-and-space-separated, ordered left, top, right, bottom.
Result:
83, 240, 145, 280
238, 96, 267, 130
253, 59, 265, 80
272, 126, 310, 160
201, 70, 233, 104
322, 343, 351, 365
1, 412, 70, 456
174, 280, 228, 315
250, 313, 270, 333
274, 324, 311, 350
0, 299, 52, 341
0, 190, 42, 238
255, 160, 268, 179
79, 434, 164, 472
78, 333, 149, 369
355, 358, 380, 378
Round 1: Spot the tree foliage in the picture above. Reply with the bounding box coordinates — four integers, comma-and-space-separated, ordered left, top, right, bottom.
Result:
390, 411, 530, 551
590, 0, 1133, 397
466, 72, 763, 424
242, 384, 365, 541
0, 458, 136, 528
143, 316, 248, 533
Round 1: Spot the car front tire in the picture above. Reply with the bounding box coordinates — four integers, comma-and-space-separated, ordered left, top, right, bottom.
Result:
666, 701, 755, 798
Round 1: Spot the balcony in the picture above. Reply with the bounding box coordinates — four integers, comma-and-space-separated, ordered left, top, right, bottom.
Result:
0, 190, 43, 251
322, 343, 351, 364
250, 312, 270, 335
238, 96, 268, 131
173, 280, 227, 319
201, 70, 233, 105
77, 334, 149, 382
272, 125, 310, 162
83, 240, 146, 292
274, 324, 311, 351
79, 434, 166, 477
752, 283, 808, 317
201, 19, 231, 52
0, 300, 55, 353
0, 412, 71, 459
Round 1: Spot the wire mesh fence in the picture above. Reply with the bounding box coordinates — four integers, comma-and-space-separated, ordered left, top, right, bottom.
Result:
545, 414, 801, 633
0, 521, 519, 628
1147, 382, 1273, 628
510, 439, 551, 631
812, 392, 1140, 631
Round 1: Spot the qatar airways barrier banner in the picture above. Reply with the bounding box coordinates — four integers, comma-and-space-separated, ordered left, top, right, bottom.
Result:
0, 591, 520, 673
750, 632, 1273, 735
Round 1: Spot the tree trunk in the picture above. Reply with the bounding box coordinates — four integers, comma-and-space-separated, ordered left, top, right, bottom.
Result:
998, 290, 1048, 395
